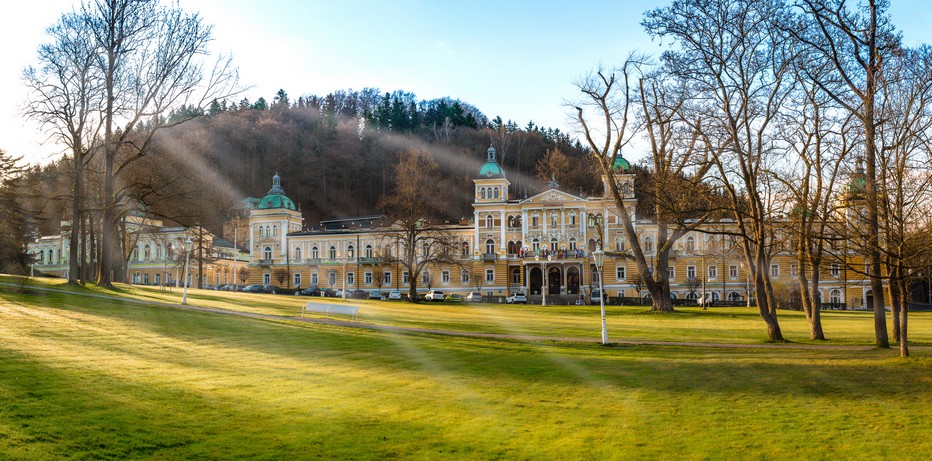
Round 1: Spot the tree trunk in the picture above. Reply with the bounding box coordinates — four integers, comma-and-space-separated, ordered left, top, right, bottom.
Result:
899, 283, 909, 358
67, 148, 82, 285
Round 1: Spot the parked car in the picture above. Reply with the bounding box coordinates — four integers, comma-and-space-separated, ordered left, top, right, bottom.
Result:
242, 284, 275, 294
388, 291, 402, 300
215, 284, 231, 291
368, 290, 384, 300
334, 289, 345, 298
590, 289, 604, 304
444, 293, 463, 303
351, 289, 367, 299
319, 288, 336, 297
297, 286, 321, 296
506, 292, 527, 304
425, 290, 445, 302
465, 292, 483, 303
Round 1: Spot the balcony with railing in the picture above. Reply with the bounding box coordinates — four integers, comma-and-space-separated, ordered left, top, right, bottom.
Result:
358, 257, 382, 264
257, 259, 273, 266
482, 253, 498, 262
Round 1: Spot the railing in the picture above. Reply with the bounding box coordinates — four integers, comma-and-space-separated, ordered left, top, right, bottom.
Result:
302, 258, 322, 265
482, 253, 498, 262
358, 257, 381, 264
257, 259, 273, 266
521, 250, 588, 260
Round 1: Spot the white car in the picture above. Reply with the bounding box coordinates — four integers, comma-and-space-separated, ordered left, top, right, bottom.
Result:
506, 292, 527, 304
425, 290, 444, 302
388, 291, 402, 300
465, 292, 483, 303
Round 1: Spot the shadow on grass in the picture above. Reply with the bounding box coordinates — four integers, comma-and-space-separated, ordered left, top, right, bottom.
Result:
8, 289, 928, 405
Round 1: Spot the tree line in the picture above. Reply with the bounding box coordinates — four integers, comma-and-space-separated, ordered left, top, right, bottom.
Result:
577, 0, 932, 357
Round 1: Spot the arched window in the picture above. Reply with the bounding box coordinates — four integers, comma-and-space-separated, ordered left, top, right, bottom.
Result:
144, 244, 151, 260
569, 238, 577, 251
532, 239, 540, 253
615, 238, 625, 252
686, 236, 695, 252
167, 245, 174, 260
365, 245, 373, 258
480, 188, 486, 199
830, 289, 842, 304
570, 213, 576, 226
550, 238, 558, 252
132, 247, 138, 261
644, 237, 653, 253
486, 215, 494, 228
155, 244, 162, 260
728, 291, 743, 301
461, 241, 470, 257
257, 226, 263, 237
485, 239, 495, 254
312, 246, 319, 259
383, 245, 392, 257
294, 247, 302, 260
329, 246, 336, 259
550, 212, 558, 226
532, 214, 539, 227
347, 245, 354, 258
264, 247, 272, 260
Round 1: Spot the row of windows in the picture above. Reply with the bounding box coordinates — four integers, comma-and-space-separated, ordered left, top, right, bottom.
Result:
273, 269, 495, 287
478, 186, 503, 200
256, 225, 278, 237
612, 262, 846, 280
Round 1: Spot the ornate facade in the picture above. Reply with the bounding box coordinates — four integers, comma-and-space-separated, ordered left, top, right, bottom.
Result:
28, 147, 883, 307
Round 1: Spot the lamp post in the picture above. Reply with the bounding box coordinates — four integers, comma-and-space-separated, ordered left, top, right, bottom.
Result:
536, 253, 552, 305
182, 237, 193, 305
342, 252, 348, 301
593, 246, 608, 345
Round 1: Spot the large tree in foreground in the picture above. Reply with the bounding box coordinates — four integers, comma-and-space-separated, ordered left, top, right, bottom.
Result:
67, 0, 238, 288
643, 0, 794, 340
378, 150, 461, 303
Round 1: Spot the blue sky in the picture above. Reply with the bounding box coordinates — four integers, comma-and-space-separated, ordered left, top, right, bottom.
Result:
3, 1, 932, 165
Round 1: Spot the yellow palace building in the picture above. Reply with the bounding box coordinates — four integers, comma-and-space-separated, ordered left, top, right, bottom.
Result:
240, 147, 879, 307
28, 146, 882, 308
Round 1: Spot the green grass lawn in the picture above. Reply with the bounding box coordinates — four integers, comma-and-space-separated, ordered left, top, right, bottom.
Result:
1, 277, 931, 459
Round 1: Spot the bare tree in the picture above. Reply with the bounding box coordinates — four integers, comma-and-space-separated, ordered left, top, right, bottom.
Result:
23, 10, 104, 285
378, 150, 461, 303
236, 266, 248, 288
573, 54, 717, 313
73, 0, 239, 288
793, 0, 900, 347
644, 0, 796, 340
273, 267, 288, 289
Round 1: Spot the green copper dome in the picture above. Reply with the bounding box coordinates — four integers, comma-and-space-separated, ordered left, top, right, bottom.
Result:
613, 155, 630, 172
257, 173, 297, 211
848, 176, 867, 194
478, 145, 505, 178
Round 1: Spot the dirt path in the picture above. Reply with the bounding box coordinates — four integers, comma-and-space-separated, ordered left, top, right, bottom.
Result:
3, 282, 923, 352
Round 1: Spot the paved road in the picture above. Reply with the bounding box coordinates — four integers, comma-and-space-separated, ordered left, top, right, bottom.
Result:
2, 282, 923, 351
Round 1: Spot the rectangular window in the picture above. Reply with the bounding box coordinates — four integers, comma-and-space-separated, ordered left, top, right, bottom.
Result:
143, 274, 149, 285
403, 271, 410, 284
294, 273, 301, 287
311, 273, 318, 285
485, 269, 494, 282
383, 272, 392, 285
831, 263, 840, 278
263, 273, 270, 285
790, 264, 798, 277
708, 265, 717, 280
616, 266, 626, 280
364, 272, 372, 285
687, 266, 696, 279
347, 272, 354, 286
512, 270, 520, 284
770, 264, 780, 278
729, 265, 738, 279
442, 270, 450, 283
422, 271, 430, 284
667, 267, 675, 280
155, 273, 161, 285
461, 272, 470, 284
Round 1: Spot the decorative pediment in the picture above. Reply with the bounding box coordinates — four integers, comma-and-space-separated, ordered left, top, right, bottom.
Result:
521, 188, 584, 205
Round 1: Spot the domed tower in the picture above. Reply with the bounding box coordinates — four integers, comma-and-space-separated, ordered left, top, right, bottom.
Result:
249, 173, 304, 268
474, 146, 510, 203
602, 154, 636, 205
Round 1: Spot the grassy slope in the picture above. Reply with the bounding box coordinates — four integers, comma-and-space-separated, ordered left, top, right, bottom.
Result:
0, 278, 930, 459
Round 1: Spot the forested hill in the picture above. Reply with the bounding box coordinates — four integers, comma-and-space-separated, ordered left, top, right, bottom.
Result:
157, 89, 599, 225
22, 88, 601, 237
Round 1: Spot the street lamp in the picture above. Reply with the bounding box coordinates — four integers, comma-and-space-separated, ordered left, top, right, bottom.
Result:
536, 253, 553, 305
593, 246, 608, 345
342, 252, 348, 301
182, 237, 193, 305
